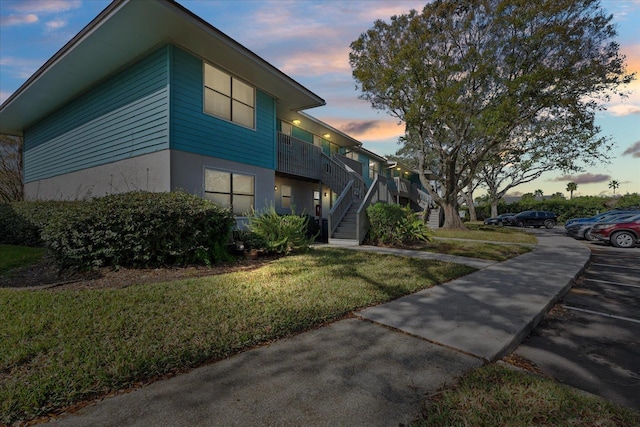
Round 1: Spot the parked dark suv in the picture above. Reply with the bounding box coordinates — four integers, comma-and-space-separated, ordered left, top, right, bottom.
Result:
513, 211, 557, 229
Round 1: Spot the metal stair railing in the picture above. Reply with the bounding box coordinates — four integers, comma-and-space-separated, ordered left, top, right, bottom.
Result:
328, 179, 354, 237
355, 174, 394, 244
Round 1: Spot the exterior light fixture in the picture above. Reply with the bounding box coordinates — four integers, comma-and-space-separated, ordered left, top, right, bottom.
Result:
292, 119, 301, 125
274, 185, 278, 191
396, 167, 401, 170
324, 192, 328, 197
323, 133, 330, 138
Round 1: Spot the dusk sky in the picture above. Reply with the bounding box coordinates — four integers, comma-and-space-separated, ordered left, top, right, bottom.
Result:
1, 0, 638, 198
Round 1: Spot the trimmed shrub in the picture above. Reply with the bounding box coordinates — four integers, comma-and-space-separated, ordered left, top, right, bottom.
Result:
246, 205, 315, 254
41, 191, 235, 268
366, 202, 430, 246
0, 201, 81, 247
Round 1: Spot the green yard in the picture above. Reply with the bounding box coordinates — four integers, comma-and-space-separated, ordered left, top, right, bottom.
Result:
414, 364, 640, 426
0, 247, 472, 424
0, 244, 45, 273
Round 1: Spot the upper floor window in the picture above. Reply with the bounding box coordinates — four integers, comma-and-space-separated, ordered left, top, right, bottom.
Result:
369, 160, 379, 179
204, 62, 255, 129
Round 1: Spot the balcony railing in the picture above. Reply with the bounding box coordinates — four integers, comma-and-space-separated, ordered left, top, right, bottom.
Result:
333, 153, 363, 176
276, 132, 322, 180
393, 177, 412, 197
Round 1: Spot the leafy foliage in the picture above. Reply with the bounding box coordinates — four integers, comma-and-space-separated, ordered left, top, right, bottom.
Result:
40, 191, 235, 268
0, 200, 81, 247
246, 205, 316, 254
350, 0, 634, 228
366, 202, 431, 246
474, 193, 640, 222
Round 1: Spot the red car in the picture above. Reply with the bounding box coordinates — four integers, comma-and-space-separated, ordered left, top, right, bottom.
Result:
590, 214, 640, 248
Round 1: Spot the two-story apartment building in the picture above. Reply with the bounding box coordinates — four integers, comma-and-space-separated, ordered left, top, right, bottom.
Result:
0, 0, 431, 244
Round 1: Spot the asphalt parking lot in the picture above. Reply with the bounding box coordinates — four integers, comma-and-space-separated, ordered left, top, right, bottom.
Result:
514, 239, 640, 410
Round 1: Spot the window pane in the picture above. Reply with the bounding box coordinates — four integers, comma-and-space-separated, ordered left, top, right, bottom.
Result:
205, 88, 231, 120
204, 64, 230, 96
205, 169, 230, 193
232, 78, 254, 106
232, 100, 254, 128
233, 174, 254, 195
233, 195, 254, 215
281, 185, 291, 197
282, 196, 291, 209
281, 122, 292, 135
204, 192, 230, 208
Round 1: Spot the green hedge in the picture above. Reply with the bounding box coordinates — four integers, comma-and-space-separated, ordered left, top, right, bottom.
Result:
476, 193, 640, 222
0, 201, 81, 247
40, 191, 235, 268
0, 192, 236, 268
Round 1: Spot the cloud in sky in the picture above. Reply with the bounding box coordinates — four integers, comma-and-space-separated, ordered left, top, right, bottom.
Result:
551, 173, 611, 185
6, 0, 81, 14
0, 56, 42, 79
0, 13, 38, 26
622, 140, 640, 158
319, 117, 403, 142
45, 19, 67, 31
607, 104, 640, 116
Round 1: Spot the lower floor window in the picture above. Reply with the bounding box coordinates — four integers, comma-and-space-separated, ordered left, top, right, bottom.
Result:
204, 168, 255, 215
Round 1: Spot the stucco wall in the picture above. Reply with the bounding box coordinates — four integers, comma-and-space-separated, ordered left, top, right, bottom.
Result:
170, 149, 275, 216
24, 150, 171, 200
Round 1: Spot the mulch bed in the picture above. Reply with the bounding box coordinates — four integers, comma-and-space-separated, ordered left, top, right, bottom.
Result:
0, 254, 280, 291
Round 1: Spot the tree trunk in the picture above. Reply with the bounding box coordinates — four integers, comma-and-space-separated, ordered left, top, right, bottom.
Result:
442, 202, 466, 229
464, 182, 477, 221
491, 201, 498, 218
468, 201, 477, 222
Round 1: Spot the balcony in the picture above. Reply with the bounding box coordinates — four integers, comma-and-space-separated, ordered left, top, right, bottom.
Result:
276, 132, 322, 180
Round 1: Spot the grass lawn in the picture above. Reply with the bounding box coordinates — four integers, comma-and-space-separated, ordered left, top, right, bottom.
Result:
420, 240, 532, 261
0, 247, 473, 424
431, 223, 538, 244
414, 364, 640, 426
0, 244, 46, 273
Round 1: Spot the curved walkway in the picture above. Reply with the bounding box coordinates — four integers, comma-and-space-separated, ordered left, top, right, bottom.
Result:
50, 230, 590, 427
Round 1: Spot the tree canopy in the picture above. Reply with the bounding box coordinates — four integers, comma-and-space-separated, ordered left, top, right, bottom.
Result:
350, 0, 634, 228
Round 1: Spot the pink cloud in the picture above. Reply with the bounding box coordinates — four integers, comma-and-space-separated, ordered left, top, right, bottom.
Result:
0, 14, 38, 26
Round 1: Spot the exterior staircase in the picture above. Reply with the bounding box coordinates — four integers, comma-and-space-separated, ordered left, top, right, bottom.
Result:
427, 208, 441, 229
328, 202, 359, 245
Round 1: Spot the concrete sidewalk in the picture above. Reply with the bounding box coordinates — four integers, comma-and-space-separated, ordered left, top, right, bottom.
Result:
51, 230, 590, 426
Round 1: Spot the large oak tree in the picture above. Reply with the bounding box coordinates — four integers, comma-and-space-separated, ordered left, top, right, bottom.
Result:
350, 0, 633, 228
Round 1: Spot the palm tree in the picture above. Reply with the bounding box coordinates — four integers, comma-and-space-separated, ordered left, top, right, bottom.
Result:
534, 189, 543, 200
566, 182, 577, 199
608, 180, 620, 195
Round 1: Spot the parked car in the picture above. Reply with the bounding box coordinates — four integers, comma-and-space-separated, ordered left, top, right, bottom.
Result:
590, 214, 640, 248
565, 209, 640, 227
512, 211, 557, 229
565, 212, 640, 241
484, 213, 517, 226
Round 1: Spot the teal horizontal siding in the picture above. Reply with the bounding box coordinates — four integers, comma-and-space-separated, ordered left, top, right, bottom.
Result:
24, 46, 170, 182
170, 46, 276, 170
